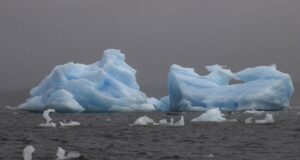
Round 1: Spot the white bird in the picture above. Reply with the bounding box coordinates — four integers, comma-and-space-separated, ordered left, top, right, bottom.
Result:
39, 109, 57, 127
23, 145, 35, 160
56, 147, 81, 160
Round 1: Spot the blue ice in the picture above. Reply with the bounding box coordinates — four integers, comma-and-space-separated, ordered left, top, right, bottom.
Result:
167, 64, 294, 111
18, 49, 156, 113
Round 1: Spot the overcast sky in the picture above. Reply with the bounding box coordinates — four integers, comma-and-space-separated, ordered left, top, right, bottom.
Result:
0, 0, 299, 96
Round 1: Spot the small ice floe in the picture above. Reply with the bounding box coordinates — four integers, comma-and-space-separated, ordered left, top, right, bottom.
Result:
106, 118, 111, 122
5, 105, 17, 110
255, 113, 275, 124
208, 154, 215, 158
56, 147, 81, 160
60, 121, 80, 127
132, 116, 157, 125
159, 119, 168, 125
169, 118, 174, 125
244, 109, 265, 115
172, 116, 185, 126
191, 108, 226, 122
23, 145, 35, 160
244, 117, 254, 124
39, 109, 57, 127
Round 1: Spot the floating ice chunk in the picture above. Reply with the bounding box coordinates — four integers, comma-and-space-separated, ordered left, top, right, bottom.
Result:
169, 118, 174, 125
173, 116, 185, 126
39, 109, 57, 127
244, 117, 254, 124
23, 145, 35, 160
168, 64, 294, 111
60, 121, 80, 127
18, 49, 155, 113
56, 147, 81, 160
159, 119, 168, 125
255, 113, 275, 124
191, 108, 226, 122
133, 116, 156, 125
244, 110, 265, 115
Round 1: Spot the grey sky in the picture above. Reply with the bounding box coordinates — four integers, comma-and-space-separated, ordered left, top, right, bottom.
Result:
0, 0, 300, 97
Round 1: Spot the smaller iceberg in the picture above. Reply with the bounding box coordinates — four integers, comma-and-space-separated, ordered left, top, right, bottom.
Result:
39, 109, 57, 127
132, 116, 157, 125
60, 121, 80, 127
23, 145, 35, 160
172, 115, 185, 126
56, 147, 81, 160
191, 108, 226, 122
255, 113, 275, 124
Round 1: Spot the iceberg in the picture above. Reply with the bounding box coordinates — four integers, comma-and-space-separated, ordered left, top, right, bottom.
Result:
132, 116, 156, 125
23, 145, 35, 160
191, 108, 227, 122
168, 64, 294, 111
18, 49, 156, 113
255, 113, 275, 124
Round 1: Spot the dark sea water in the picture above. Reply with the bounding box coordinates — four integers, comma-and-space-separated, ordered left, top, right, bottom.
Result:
1, 106, 300, 160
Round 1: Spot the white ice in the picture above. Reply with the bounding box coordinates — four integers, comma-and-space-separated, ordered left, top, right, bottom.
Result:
133, 116, 156, 125
23, 145, 35, 160
191, 108, 227, 122
60, 121, 80, 127
255, 113, 275, 124
244, 117, 254, 124
39, 109, 57, 127
56, 147, 81, 160
172, 115, 185, 126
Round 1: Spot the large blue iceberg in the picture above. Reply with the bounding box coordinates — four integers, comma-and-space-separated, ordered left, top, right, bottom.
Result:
167, 64, 294, 111
18, 49, 294, 113
18, 49, 157, 113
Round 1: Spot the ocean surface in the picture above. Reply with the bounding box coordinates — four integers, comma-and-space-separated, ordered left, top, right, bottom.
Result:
1, 105, 300, 160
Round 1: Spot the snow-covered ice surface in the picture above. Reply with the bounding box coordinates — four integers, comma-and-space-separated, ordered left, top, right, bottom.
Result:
191, 108, 227, 122
1, 106, 300, 159
167, 64, 294, 111
18, 49, 156, 113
